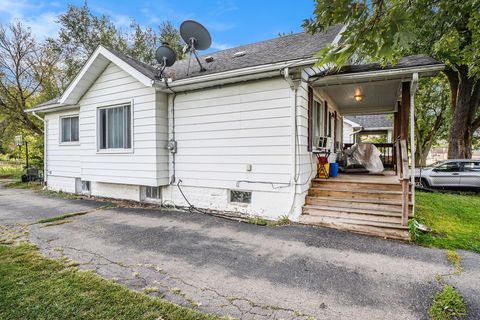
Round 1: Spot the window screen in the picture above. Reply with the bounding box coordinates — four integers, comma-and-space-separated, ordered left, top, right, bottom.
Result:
61, 116, 79, 142
99, 105, 131, 149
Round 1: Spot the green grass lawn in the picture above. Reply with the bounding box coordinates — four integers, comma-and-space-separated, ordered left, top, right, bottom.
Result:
0, 244, 221, 320
414, 192, 480, 253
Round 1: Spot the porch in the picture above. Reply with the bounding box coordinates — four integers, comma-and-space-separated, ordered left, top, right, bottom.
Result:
298, 58, 443, 239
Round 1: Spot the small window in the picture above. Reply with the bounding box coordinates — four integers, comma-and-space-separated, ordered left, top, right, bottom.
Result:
60, 116, 79, 143
230, 190, 252, 204
145, 186, 161, 200
81, 181, 91, 195
98, 104, 131, 149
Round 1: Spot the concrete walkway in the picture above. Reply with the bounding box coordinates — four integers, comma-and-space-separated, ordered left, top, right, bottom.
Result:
0, 184, 479, 320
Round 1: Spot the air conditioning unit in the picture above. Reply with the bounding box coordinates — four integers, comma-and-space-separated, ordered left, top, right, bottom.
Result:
316, 137, 332, 150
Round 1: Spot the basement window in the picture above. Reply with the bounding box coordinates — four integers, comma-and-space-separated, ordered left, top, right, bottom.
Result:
145, 186, 161, 201
230, 190, 252, 204
81, 181, 91, 195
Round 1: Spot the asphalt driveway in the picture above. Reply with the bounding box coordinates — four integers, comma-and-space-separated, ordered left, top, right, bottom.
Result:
0, 183, 479, 320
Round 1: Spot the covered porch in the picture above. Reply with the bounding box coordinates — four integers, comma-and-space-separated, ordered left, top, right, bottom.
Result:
299, 56, 443, 239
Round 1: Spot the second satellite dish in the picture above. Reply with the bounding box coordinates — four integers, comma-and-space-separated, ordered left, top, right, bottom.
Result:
155, 44, 177, 67
180, 20, 212, 51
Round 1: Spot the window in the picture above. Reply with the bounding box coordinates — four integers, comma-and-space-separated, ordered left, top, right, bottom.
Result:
60, 116, 79, 143
313, 100, 325, 147
462, 162, 480, 172
230, 190, 252, 204
81, 181, 91, 195
435, 162, 461, 173
145, 186, 161, 200
98, 104, 131, 150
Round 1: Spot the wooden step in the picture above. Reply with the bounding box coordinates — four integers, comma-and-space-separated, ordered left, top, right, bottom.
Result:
305, 196, 413, 214
312, 179, 404, 191
303, 205, 403, 224
298, 215, 410, 240
308, 187, 411, 201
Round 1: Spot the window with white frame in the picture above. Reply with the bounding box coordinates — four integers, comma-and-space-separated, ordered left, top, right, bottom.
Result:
60, 115, 79, 143
98, 104, 132, 150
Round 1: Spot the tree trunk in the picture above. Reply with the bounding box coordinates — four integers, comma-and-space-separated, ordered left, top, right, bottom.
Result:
447, 68, 474, 159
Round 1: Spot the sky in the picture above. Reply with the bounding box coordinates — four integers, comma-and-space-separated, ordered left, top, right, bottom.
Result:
0, 0, 316, 52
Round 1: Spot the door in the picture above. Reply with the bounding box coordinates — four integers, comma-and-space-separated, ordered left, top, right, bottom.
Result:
429, 162, 461, 187
459, 161, 480, 188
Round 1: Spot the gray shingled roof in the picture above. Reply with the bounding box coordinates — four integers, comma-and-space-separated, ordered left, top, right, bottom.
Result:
109, 25, 343, 81
163, 24, 344, 80
346, 114, 393, 129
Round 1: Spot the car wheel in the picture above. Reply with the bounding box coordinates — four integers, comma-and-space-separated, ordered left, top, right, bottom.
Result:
419, 178, 430, 188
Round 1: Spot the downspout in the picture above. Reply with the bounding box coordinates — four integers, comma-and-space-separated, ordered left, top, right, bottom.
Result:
410, 73, 419, 215
283, 67, 300, 217
32, 111, 47, 187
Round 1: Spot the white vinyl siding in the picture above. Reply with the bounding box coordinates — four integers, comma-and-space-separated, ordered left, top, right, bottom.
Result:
169, 78, 293, 191
45, 110, 81, 178
98, 104, 132, 150
60, 115, 79, 143
78, 62, 169, 186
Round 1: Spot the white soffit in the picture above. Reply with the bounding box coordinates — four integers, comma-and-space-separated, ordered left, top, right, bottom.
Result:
318, 79, 401, 115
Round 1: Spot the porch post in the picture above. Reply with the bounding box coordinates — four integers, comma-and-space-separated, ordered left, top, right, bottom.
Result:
393, 101, 401, 173
410, 73, 419, 215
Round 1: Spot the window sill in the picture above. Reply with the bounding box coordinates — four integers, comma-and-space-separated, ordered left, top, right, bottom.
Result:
96, 148, 134, 154
59, 142, 80, 146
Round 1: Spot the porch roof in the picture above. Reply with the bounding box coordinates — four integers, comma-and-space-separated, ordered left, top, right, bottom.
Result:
309, 55, 444, 115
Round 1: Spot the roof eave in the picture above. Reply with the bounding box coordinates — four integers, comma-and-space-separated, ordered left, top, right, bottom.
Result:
311, 64, 445, 86
153, 58, 317, 92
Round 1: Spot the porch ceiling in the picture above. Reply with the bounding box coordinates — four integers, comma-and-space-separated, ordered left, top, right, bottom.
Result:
316, 80, 401, 116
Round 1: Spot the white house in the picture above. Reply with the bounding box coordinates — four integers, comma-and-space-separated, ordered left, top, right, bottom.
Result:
28, 25, 443, 238
343, 115, 394, 144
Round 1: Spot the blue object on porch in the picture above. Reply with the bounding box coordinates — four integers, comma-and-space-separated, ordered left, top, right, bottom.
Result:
329, 163, 339, 177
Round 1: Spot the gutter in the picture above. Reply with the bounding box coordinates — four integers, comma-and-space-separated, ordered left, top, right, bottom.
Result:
153, 58, 318, 91
311, 64, 444, 86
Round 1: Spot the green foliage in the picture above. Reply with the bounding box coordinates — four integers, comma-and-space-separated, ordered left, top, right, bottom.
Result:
247, 216, 268, 226
0, 244, 221, 320
445, 250, 463, 274
51, 3, 184, 82
276, 215, 291, 226
414, 192, 480, 253
414, 75, 451, 166
0, 166, 23, 179
304, 0, 480, 76
429, 285, 467, 320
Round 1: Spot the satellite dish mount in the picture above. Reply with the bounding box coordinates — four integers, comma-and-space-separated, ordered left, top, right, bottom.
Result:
180, 20, 212, 75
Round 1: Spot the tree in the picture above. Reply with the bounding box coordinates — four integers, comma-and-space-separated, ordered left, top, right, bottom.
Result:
414, 76, 450, 166
0, 21, 59, 136
304, 0, 480, 159
51, 3, 184, 84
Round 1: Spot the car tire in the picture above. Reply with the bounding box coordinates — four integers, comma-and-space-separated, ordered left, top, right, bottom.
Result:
419, 178, 430, 188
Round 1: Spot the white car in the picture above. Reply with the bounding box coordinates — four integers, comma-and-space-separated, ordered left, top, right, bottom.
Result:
415, 160, 480, 189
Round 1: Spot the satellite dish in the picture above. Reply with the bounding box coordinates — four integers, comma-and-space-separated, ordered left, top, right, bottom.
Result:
180, 20, 212, 75
180, 20, 212, 51
155, 44, 177, 67
155, 43, 177, 78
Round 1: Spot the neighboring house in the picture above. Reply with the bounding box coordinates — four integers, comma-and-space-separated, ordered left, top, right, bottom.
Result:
343, 115, 393, 144
28, 25, 443, 238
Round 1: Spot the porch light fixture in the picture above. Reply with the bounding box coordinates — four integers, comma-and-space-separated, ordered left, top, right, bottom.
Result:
354, 88, 364, 102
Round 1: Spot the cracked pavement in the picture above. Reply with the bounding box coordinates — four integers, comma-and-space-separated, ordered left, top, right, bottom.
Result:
1, 183, 479, 320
